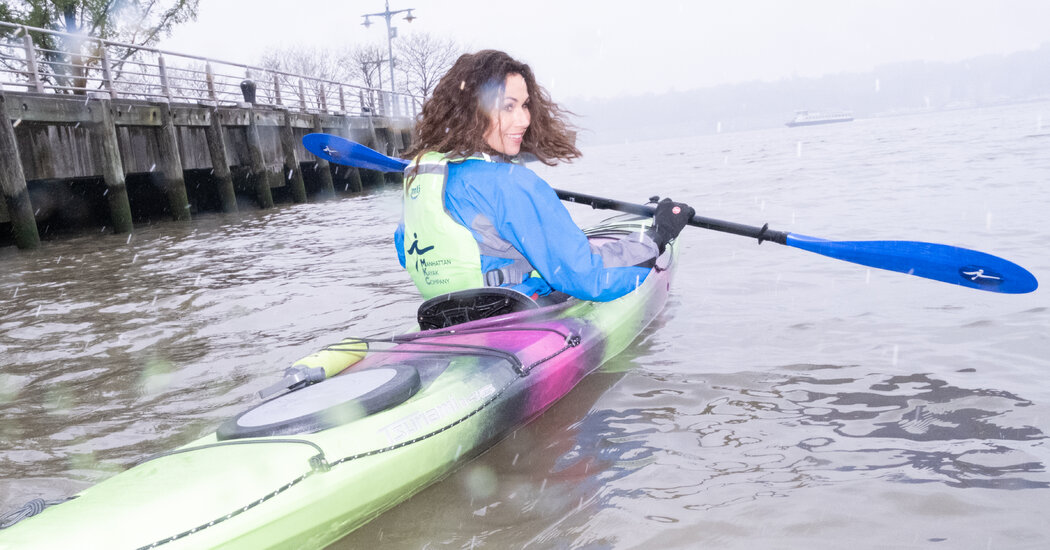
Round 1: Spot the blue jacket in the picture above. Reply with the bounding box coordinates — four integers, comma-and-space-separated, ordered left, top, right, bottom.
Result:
396, 158, 657, 302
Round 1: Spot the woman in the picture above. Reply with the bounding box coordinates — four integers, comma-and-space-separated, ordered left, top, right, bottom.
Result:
394, 50, 693, 302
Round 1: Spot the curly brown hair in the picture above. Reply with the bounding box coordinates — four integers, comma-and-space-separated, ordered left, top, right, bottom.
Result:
405, 50, 581, 166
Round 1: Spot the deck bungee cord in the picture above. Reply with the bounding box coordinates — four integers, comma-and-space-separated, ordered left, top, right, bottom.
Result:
0, 498, 74, 530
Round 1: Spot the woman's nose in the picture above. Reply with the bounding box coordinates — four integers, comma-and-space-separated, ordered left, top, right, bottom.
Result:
516, 107, 531, 127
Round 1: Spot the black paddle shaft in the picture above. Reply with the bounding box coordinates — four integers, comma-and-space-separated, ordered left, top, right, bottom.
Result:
554, 189, 788, 245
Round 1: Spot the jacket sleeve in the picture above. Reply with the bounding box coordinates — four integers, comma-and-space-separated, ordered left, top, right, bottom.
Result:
394, 221, 406, 268
469, 163, 658, 302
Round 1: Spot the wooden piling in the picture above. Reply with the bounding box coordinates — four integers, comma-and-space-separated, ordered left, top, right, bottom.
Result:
94, 99, 134, 233
0, 93, 41, 249
204, 107, 238, 212
358, 168, 384, 188
279, 110, 307, 204
245, 108, 275, 209
155, 103, 192, 220
386, 125, 405, 154
311, 114, 335, 198
359, 121, 388, 188
346, 164, 365, 193
368, 120, 386, 156
336, 120, 364, 193
385, 125, 407, 186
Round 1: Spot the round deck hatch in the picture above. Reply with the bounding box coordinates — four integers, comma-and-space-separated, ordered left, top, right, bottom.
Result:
217, 365, 420, 440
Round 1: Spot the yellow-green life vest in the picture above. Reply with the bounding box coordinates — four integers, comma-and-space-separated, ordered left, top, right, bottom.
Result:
401, 152, 488, 299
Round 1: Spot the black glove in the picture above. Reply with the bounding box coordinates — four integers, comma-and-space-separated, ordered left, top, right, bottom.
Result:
648, 198, 695, 252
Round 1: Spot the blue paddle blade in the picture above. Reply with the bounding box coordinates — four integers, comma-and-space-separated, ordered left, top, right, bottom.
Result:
785, 233, 1038, 294
302, 133, 409, 173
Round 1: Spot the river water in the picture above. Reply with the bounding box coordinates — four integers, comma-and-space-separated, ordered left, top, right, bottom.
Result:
2, 101, 1049, 549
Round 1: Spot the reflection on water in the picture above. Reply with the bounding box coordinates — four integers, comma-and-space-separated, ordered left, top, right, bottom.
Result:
403, 363, 1050, 549
780, 371, 1046, 489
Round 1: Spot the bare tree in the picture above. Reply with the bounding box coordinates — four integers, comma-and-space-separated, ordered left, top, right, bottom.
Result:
259, 45, 352, 109
249, 33, 463, 115
394, 31, 462, 108
341, 44, 389, 114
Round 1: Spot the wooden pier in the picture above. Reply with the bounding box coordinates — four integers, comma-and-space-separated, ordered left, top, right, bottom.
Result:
0, 91, 413, 250
0, 21, 418, 251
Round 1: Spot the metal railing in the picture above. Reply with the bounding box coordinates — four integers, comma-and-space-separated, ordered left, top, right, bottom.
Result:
0, 20, 420, 117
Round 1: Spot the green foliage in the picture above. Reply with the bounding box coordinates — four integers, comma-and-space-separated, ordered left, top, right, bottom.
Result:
1, 0, 199, 93
1, 0, 200, 46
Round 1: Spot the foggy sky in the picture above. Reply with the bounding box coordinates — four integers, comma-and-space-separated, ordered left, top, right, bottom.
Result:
159, 0, 1050, 101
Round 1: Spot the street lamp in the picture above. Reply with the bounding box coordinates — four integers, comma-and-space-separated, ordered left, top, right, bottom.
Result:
361, 1, 415, 116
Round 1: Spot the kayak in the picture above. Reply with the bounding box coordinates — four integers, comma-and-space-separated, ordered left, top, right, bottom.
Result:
0, 216, 677, 549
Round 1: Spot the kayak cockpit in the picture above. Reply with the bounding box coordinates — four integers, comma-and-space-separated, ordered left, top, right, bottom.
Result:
416, 286, 571, 330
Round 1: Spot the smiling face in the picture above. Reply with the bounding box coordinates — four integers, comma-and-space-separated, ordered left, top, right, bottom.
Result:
482, 73, 531, 156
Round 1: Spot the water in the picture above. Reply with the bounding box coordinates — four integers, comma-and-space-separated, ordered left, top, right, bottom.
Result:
3, 101, 1049, 548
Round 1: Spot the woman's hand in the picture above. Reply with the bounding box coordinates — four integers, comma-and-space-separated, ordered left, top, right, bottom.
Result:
649, 198, 695, 252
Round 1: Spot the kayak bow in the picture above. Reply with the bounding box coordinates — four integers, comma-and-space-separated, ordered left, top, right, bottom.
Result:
0, 217, 676, 549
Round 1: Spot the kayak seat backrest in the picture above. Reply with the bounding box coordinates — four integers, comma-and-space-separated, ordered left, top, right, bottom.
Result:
417, 287, 539, 330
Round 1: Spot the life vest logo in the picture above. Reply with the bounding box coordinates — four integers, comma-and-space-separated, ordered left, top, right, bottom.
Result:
959, 265, 1003, 288
406, 233, 435, 271
406, 233, 451, 286
409, 183, 422, 200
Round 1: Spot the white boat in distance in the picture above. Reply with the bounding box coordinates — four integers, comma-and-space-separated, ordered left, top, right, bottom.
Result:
786, 110, 854, 127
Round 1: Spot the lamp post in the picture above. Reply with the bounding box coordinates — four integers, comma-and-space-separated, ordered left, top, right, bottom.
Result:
361, 1, 415, 116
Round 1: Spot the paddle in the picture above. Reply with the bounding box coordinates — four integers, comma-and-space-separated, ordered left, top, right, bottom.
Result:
301, 133, 1038, 294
